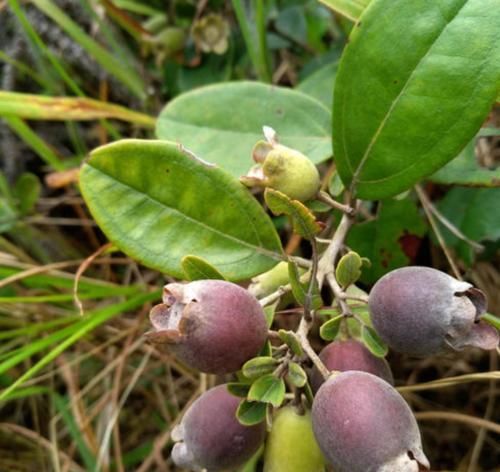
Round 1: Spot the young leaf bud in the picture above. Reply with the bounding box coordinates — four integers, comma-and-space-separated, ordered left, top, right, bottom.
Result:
368, 266, 499, 357
263, 406, 325, 472
147, 280, 268, 374
172, 385, 266, 471
310, 339, 394, 393
312, 371, 429, 472
241, 141, 320, 202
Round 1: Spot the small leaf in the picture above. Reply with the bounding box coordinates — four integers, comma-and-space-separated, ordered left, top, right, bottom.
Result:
319, 315, 344, 341
242, 357, 280, 380
156, 82, 332, 178
248, 375, 286, 407
335, 251, 363, 288
13, 173, 40, 215
227, 383, 251, 398
286, 362, 308, 388
288, 262, 322, 309
260, 340, 272, 357
181, 255, 226, 281
236, 400, 268, 426
278, 329, 303, 357
263, 301, 279, 328
361, 325, 388, 358
265, 189, 321, 239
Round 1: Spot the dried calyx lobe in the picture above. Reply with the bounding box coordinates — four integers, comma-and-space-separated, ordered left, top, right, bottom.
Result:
310, 339, 394, 392
312, 371, 429, 472
147, 280, 268, 374
172, 384, 266, 471
368, 266, 498, 357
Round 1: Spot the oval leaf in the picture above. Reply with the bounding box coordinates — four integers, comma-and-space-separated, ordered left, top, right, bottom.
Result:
236, 400, 268, 426
361, 325, 388, 358
156, 82, 332, 177
80, 140, 283, 281
278, 329, 303, 357
333, 0, 500, 199
335, 251, 363, 288
242, 357, 280, 380
286, 361, 308, 388
248, 374, 286, 407
319, 315, 344, 341
181, 255, 225, 281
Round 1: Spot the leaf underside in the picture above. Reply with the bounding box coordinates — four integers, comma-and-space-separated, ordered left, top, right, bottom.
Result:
333, 0, 500, 199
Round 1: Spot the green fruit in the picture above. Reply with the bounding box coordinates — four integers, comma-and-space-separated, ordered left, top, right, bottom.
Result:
264, 406, 325, 472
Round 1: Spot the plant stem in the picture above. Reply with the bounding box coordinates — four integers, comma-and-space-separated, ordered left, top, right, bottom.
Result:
317, 191, 356, 215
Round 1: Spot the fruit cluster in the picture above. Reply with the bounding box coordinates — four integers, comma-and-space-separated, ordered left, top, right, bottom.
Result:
146, 267, 498, 472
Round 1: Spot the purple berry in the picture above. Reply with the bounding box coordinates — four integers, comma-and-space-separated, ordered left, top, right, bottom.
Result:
368, 266, 498, 357
147, 280, 268, 374
312, 371, 429, 472
310, 339, 394, 392
172, 385, 266, 471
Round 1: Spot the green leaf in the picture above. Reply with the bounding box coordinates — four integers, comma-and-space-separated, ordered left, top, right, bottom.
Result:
347, 198, 427, 283
248, 374, 286, 407
319, 315, 343, 341
80, 140, 283, 281
361, 325, 388, 358
297, 61, 339, 108
242, 357, 280, 380
319, 0, 370, 21
156, 82, 332, 178
227, 382, 251, 398
288, 262, 323, 309
265, 189, 321, 239
13, 173, 40, 215
236, 400, 268, 426
278, 329, 303, 357
263, 300, 279, 328
335, 251, 363, 288
333, 0, 500, 199
430, 138, 500, 187
286, 362, 308, 388
181, 255, 226, 281
436, 187, 500, 265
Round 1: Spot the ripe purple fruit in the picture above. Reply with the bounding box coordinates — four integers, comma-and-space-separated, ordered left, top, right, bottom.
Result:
312, 371, 429, 472
310, 339, 394, 392
368, 266, 499, 357
147, 280, 268, 374
172, 385, 266, 471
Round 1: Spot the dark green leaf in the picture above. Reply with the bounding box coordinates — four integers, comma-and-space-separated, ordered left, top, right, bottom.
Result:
347, 198, 427, 283
236, 400, 268, 426
227, 382, 251, 398
286, 362, 308, 388
156, 82, 332, 178
361, 325, 388, 358
333, 0, 500, 199
278, 329, 303, 357
181, 255, 226, 281
436, 187, 500, 265
319, 315, 343, 341
248, 374, 286, 407
263, 301, 279, 328
265, 189, 321, 239
80, 140, 283, 281
335, 251, 363, 288
242, 357, 280, 380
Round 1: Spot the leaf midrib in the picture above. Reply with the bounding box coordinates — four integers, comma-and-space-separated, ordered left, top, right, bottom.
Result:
88, 164, 284, 263
349, 0, 469, 191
